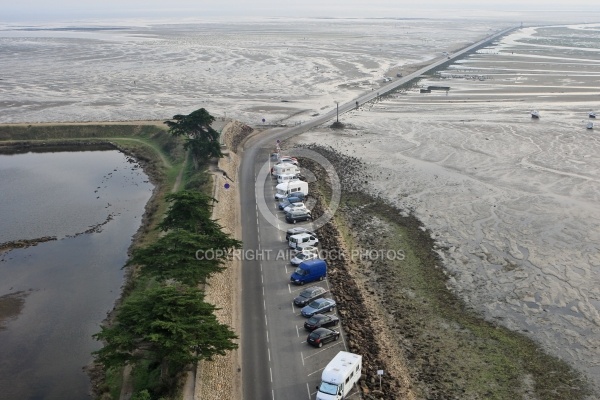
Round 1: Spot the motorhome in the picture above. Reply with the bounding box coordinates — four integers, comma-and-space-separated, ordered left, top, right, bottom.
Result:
275, 180, 308, 200
316, 351, 362, 400
277, 173, 300, 184
272, 162, 299, 177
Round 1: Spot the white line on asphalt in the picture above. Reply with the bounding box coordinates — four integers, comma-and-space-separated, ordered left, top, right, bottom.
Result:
262, 286, 265, 296
270, 367, 273, 382
288, 284, 291, 293
265, 315, 268, 326
268, 348, 271, 362
262, 275, 264, 284
302, 343, 341, 360
266, 330, 269, 343
306, 383, 311, 400
272, 389, 275, 400
296, 324, 300, 337
264, 299, 267, 311
300, 351, 305, 366
307, 366, 326, 377
291, 302, 295, 314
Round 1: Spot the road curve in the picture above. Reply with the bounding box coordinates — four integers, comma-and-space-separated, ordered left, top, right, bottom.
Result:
240, 25, 518, 400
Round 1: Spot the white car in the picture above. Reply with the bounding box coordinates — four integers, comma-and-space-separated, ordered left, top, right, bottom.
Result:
290, 246, 319, 266
284, 202, 307, 214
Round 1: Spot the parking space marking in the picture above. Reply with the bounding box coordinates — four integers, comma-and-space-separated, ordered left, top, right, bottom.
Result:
287, 283, 291, 293
296, 324, 300, 337
306, 383, 312, 400
300, 351, 305, 366
291, 302, 295, 314
302, 342, 343, 360
307, 366, 326, 377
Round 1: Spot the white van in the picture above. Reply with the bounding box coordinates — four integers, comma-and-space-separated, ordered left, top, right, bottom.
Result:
277, 173, 299, 184
316, 351, 362, 400
272, 162, 299, 177
288, 232, 319, 249
275, 180, 308, 200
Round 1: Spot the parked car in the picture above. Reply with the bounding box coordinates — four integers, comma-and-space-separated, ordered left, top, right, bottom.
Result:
286, 192, 306, 201
307, 328, 340, 348
286, 209, 312, 224
278, 156, 298, 166
301, 298, 336, 317
279, 196, 303, 210
284, 202, 307, 214
290, 249, 319, 266
294, 285, 327, 307
286, 227, 315, 241
304, 314, 340, 331
288, 232, 319, 249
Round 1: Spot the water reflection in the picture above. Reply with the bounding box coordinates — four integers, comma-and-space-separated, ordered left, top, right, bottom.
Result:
0, 149, 153, 400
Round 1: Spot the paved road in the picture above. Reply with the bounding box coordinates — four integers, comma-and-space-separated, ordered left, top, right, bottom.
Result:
240, 25, 518, 400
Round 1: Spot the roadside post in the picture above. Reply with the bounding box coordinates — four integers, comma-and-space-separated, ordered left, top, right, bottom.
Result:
377, 369, 384, 391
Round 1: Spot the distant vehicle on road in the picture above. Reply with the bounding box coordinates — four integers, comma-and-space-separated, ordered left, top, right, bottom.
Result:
589, 111, 596, 119
531, 110, 540, 119
301, 298, 336, 317
307, 328, 340, 348
291, 259, 327, 286
316, 351, 362, 400
293, 285, 327, 307
304, 313, 340, 331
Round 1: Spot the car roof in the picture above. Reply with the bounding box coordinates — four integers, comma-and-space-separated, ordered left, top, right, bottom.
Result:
303, 286, 325, 294
312, 327, 333, 334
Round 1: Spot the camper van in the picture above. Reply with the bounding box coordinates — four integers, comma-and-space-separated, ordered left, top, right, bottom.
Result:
316, 351, 362, 400
275, 181, 309, 200
288, 232, 319, 249
272, 162, 299, 177
277, 173, 300, 184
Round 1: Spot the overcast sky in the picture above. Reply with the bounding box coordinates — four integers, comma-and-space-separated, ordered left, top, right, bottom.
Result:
2, 0, 598, 22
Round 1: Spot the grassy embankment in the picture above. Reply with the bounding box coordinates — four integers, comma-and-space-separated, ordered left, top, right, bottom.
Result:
0, 123, 212, 398
305, 146, 592, 400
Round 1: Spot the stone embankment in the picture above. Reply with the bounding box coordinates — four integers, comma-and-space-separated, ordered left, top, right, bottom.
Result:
298, 151, 415, 400
194, 121, 252, 400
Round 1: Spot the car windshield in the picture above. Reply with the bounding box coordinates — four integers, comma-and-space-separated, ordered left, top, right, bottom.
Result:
296, 253, 307, 260
294, 267, 307, 276
307, 300, 321, 308
307, 316, 318, 324
318, 382, 339, 395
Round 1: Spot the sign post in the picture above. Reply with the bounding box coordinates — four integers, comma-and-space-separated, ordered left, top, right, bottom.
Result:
377, 369, 384, 391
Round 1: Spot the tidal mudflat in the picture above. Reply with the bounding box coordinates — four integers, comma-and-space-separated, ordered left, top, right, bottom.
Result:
295, 23, 600, 391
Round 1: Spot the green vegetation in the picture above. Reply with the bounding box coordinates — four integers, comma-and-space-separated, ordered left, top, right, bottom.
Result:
164, 108, 223, 162
0, 109, 239, 400
336, 192, 591, 400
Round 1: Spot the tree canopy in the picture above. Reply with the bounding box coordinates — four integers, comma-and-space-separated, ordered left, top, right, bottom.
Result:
127, 229, 241, 286
164, 108, 223, 161
93, 284, 237, 373
158, 190, 223, 236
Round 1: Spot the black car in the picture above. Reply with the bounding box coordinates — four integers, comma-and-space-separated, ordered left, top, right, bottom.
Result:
307, 328, 340, 348
286, 209, 312, 224
294, 286, 327, 307
304, 314, 340, 331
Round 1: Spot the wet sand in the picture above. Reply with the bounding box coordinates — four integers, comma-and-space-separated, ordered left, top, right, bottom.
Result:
294, 23, 600, 392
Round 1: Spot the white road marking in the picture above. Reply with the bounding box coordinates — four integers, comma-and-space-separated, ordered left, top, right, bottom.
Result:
306, 383, 311, 400
300, 351, 305, 366
268, 348, 271, 362
296, 324, 300, 337
272, 389, 275, 400
288, 284, 291, 293
292, 302, 295, 314
265, 315, 268, 326
303, 342, 343, 360
307, 366, 326, 377
266, 330, 269, 343
270, 367, 273, 382
264, 299, 267, 310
